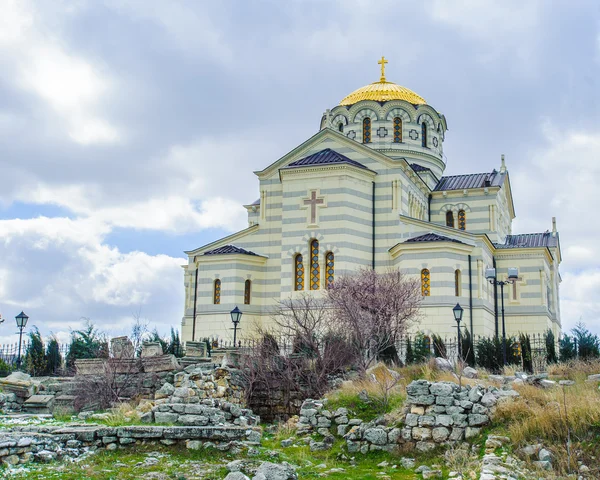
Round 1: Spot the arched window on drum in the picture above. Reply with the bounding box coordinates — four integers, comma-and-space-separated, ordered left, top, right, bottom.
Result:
363, 117, 371, 144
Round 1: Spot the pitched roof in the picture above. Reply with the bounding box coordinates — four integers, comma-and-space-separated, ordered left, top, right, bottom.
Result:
496, 233, 559, 249
434, 170, 506, 191
286, 148, 368, 170
404, 233, 465, 244
203, 245, 260, 256
410, 163, 430, 173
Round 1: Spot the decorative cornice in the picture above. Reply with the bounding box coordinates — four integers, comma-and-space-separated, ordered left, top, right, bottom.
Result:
184, 225, 260, 256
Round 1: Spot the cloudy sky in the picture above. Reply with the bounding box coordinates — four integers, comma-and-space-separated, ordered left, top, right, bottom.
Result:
0, 0, 599, 345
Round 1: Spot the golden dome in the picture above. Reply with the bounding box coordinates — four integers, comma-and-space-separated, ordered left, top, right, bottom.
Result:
339, 56, 426, 106
339, 81, 427, 106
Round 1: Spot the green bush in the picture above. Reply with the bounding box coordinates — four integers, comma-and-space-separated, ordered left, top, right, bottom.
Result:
572, 322, 600, 360
461, 329, 476, 367
66, 321, 108, 370
432, 334, 446, 358
544, 329, 558, 364
25, 327, 47, 376
519, 333, 533, 374
45, 336, 62, 375
0, 358, 13, 377
476, 336, 519, 373
559, 334, 576, 362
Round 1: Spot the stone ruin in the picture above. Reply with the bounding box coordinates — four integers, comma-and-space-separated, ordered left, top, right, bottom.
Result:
296, 379, 519, 454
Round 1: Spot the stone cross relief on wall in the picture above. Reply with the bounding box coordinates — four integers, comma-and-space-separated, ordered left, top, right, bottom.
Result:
302, 190, 325, 225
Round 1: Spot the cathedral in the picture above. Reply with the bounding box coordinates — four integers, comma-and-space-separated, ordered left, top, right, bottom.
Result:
181, 58, 562, 345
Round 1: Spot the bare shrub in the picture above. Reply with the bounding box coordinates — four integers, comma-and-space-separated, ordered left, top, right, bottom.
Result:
240, 294, 357, 421
327, 268, 421, 371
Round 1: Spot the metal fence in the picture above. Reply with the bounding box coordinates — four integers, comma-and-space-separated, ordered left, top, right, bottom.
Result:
0, 333, 558, 369
0, 342, 69, 365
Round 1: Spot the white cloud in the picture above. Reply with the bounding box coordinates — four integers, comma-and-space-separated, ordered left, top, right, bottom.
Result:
512, 123, 600, 333
0, 0, 119, 145
429, 0, 541, 69
0, 216, 184, 344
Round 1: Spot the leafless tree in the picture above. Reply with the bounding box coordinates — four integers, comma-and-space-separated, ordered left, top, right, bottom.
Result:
327, 268, 421, 371
240, 294, 357, 421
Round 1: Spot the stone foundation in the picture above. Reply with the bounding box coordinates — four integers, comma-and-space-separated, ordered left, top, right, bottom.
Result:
0, 424, 261, 466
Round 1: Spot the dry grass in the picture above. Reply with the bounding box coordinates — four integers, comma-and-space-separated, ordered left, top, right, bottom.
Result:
101, 402, 141, 425
494, 377, 600, 475
547, 359, 600, 379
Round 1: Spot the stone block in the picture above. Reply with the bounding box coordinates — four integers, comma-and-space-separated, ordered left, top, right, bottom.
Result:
155, 412, 179, 424
407, 394, 435, 406
472, 403, 489, 415
468, 414, 489, 427
177, 415, 209, 426
142, 355, 180, 373
116, 426, 164, 439
431, 427, 450, 442
404, 413, 419, 427
410, 406, 425, 415
406, 380, 430, 396
416, 441, 436, 452
110, 358, 141, 374
435, 395, 454, 406
468, 386, 483, 403
23, 395, 55, 414
418, 415, 435, 427
480, 392, 497, 407
111, 336, 134, 358
434, 414, 453, 427
364, 428, 387, 445
184, 341, 207, 357
465, 427, 481, 439
429, 382, 454, 396
412, 427, 432, 441
141, 342, 164, 358
449, 427, 465, 441
452, 413, 468, 427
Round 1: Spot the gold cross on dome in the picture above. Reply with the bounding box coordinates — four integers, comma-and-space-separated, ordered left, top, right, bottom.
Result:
378, 56, 388, 82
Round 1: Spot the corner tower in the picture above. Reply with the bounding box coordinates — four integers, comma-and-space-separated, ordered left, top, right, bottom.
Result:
321, 57, 448, 179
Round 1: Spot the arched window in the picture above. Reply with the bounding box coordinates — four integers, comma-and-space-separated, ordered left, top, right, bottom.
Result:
421, 269, 430, 296
446, 211, 455, 228
310, 239, 320, 290
362, 117, 371, 143
244, 279, 251, 305
338, 122, 344, 133
393, 117, 402, 143
455, 270, 461, 297
213, 279, 221, 304
294, 254, 304, 291
458, 210, 466, 230
421, 122, 427, 147
325, 252, 335, 288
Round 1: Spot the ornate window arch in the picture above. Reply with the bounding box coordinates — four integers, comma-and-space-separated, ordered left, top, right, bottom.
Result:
393, 117, 402, 143
310, 239, 320, 290
455, 270, 461, 297
421, 122, 427, 148
458, 210, 466, 230
362, 117, 371, 144
446, 211, 455, 228
294, 254, 304, 291
325, 251, 335, 288
338, 122, 344, 133
421, 269, 430, 296
213, 279, 221, 304
244, 279, 251, 305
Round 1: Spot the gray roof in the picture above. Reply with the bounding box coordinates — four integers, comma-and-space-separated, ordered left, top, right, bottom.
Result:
404, 233, 465, 244
434, 169, 506, 191
287, 148, 368, 170
203, 245, 260, 256
410, 163, 431, 173
496, 233, 559, 249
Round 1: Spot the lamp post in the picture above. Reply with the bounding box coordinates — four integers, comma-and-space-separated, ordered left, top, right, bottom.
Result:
486, 267, 518, 366
15, 311, 29, 369
453, 303, 464, 361
230, 306, 242, 347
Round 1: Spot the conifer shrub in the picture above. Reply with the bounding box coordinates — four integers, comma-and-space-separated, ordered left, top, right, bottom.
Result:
45, 335, 62, 376
545, 328, 558, 363
25, 327, 47, 376
519, 333, 533, 374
